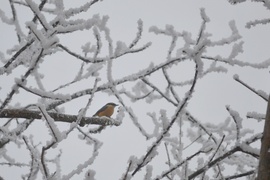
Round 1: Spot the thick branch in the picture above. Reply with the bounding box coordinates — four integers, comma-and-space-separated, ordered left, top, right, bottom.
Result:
0, 109, 121, 127
258, 96, 270, 179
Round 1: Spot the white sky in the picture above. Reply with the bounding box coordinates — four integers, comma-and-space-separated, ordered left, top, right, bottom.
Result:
0, 0, 270, 179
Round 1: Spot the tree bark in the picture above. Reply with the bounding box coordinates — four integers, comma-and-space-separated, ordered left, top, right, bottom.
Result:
258, 96, 270, 179
0, 109, 120, 127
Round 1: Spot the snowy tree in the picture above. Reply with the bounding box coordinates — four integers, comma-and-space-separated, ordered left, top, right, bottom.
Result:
0, 0, 269, 179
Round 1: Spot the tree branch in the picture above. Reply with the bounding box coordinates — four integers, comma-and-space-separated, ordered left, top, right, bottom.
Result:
234, 75, 268, 102
0, 109, 121, 127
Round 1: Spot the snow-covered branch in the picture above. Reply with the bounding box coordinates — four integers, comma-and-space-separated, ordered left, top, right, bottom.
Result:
0, 1, 268, 179
0, 109, 121, 127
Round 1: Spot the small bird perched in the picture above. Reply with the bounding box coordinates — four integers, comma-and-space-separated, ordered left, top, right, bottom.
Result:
93, 102, 118, 118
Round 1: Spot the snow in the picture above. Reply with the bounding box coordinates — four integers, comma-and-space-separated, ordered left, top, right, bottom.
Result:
227, 0, 246, 4
144, 165, 153, 180
205, 62, 227, 74
25, 86, 71, 100
200, 8, 210, 23
64, 2, 99, 19
201, 141, 215, 153
228, 41, 244, 60
61, 155, 98, 180
81, 42, 98, 57
0, 0, 268, 179
25, 0, 53, 31
38, 104, 64, 142
246, 18, 270, 29
226, 105, 243, 129
159, 109, 170, 130
114, 41, 128, 56
84, 169, 96, 180
246, 111, 265, 122
92, 26, 102, 60
125, 106, 151, 139
257, 89, 269, 100
116, 106, 125, 123
239, 143, 260, 157
56, 14, 109, 33
26, 21, 58, 49
0, 8, 14, 25
0, 148, 16, 164
149, 24, 182, 37
128, 19, 143, 49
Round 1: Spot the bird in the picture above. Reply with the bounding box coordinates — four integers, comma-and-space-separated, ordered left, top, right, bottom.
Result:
93, 102, 118, 118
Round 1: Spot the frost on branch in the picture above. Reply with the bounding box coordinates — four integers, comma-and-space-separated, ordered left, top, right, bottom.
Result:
0, 1, 268, 180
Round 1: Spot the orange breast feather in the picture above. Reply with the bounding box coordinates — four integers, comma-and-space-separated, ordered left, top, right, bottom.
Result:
96, 105, 114, 117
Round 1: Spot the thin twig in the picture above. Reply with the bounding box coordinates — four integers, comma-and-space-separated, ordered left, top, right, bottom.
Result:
2, 40, 34, 70
38, 106, 59, 141
156, 150, 202, 180
46, 56, 187, 110
41, 141, 56, 178
183, 135, 202, 150
164, 143, 173, 180
226, 106, 240, 142
224, 170, 255, 180
0, 49, 44, 112
234, 75, 268, 101
122, 160, 132, 180
22, 136, 39, 180
209, 135, 225, 162
142, 78, 177, 106
32, 0, 48, 23
132, 59, 200, 176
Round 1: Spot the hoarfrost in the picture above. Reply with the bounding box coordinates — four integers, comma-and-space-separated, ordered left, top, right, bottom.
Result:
226, 105, 243, 129
144, 165, 153, 180
84, 169, 96, 180
228, 41, 244, 60
0, 8, 13, 24
115, 41, 127, 56
200, 8, 210, 22
38, 104, 64, 142
246, 111, 265, 122
25, 0, 53, 31
160, 109, 169, 131
116, 106, 125, 123
246, 18, 270, 29
239, 143, 260, 156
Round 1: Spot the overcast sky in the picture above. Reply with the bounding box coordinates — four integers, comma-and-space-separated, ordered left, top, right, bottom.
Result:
1, 0, 270, 179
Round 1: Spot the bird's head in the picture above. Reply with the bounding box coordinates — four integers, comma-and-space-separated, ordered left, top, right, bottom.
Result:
107, 102, 118, 107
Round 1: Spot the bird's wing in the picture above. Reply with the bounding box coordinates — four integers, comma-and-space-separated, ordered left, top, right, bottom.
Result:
93, 104, 107, 116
